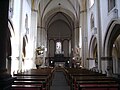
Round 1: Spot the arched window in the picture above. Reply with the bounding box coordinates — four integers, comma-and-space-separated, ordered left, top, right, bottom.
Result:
90, 14, 94, 29
108, 0, 116, 12
56, 41, 62, 54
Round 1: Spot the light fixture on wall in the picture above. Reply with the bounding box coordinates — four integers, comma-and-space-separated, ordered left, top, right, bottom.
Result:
51, 60, 53, 64
113, 44, 116, 48
67, 60, 70, 63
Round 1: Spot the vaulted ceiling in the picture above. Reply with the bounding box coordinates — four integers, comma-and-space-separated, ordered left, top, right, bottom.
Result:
31, 0, 86, 39
31, 0, 87, 26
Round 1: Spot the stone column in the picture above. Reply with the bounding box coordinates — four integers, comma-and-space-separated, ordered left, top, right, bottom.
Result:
41, 27, 46, 66
0, 0, 9, 76
0, 0, 15, 89
96, 0, 102, 72
74, 26, 79, 48
107, 57, 113, 77
80, 10, 88, 68
31, 10, 38, 68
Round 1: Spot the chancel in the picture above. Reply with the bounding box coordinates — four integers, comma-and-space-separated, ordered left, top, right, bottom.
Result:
0, 0, 120, 90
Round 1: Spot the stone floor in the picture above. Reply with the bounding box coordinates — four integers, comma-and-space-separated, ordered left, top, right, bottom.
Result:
50, 71, 70, 90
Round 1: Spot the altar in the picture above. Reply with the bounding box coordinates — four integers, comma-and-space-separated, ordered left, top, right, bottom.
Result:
54, 62, 65, 67
54, 54, 64, 62
48, 54, 69, 67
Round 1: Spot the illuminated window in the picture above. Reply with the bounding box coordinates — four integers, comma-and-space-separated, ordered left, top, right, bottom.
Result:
56, 42, 62, 54
89, 0, 94, 8
108, 0, 116, 12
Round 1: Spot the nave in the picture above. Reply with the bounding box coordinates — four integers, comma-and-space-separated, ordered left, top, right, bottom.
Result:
50, 68, 70, 90
11, 67, 120, 90
1, 0, 120, 89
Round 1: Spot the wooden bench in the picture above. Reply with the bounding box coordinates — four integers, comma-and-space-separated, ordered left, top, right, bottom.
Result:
12, 68, 54, 90
12, 85, 42, 90
64, 68, 119, 90
65, 68, 105, 84
71, 75, 119, 90
78, 84, 119, 90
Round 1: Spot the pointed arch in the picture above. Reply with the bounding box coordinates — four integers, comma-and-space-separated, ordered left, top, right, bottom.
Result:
103, 19, 120, 57
22, 35, 28, 61
89, 35, 97, 58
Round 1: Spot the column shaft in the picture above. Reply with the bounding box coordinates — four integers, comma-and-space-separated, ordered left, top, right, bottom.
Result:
0, 0, 9, 72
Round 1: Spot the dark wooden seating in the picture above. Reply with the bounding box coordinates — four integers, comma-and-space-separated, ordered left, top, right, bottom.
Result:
12, 67, 54, 90
72, 76, 119, 90
14, 68, 53, 76
78, 84, 118, 90
12, 85, 42, 90
64, 68, 119, 90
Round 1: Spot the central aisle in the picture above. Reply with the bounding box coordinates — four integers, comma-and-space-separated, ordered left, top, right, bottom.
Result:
50, 70, 70, 90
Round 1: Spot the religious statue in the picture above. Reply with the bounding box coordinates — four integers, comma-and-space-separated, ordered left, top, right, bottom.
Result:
35, 46, 44, 69
72, 47, 81, 68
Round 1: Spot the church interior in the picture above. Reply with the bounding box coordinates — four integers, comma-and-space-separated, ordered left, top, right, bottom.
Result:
0, 0, 120, 90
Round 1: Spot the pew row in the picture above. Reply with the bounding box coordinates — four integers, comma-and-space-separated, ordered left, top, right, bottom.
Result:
12, 68, 55, 90
64, 68, 119, 90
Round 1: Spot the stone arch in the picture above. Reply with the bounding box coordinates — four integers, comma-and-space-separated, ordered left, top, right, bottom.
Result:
7, 19, 14, 57
103, 19, 120, 57
49, 39, 55, 57
45, 8, 74, 58
63, 39, 69, 57
7, 19, 15, 74
89, 35, 97, 58
22, 35, 28, 62
88, 35, 98, 69
103, 19, 120, 75
43, 7, 75, 28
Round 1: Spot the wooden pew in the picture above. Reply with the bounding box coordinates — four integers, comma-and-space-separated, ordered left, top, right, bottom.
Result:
12, 85, 42, 90
78, 84, 119, 90
72, 76, 119, 90
65, 68, 106, 76
64, 68, 105, 85
14, 68, 54, 76
64, 68, 119, 90
12, 68, 54, 90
